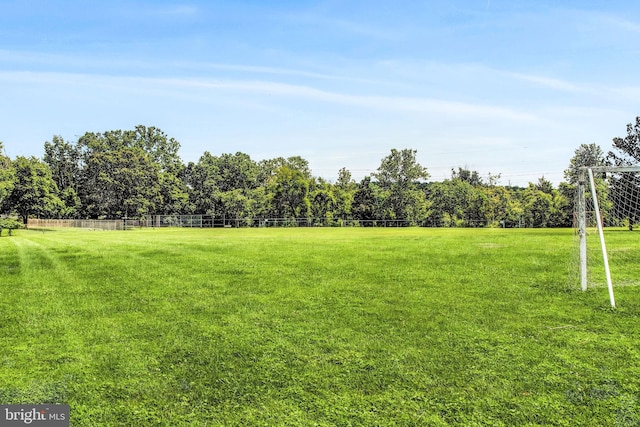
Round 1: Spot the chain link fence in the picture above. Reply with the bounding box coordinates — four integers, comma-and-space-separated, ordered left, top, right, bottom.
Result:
27, 215, 496, 230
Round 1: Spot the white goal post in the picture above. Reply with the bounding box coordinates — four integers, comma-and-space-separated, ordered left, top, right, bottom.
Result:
577, 165, 640, 307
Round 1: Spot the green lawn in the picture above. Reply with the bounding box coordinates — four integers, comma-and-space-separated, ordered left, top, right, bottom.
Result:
1, 227, 639, 426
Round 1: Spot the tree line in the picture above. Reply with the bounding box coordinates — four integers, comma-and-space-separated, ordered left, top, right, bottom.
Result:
1, 119, 638, 228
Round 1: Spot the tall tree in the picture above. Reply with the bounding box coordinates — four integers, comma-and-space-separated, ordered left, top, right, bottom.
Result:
564, 143, 605, 185
4, 156, 62, 223
77, 126, 186, 218
426, 179, 487, 227
213, 152, 260, 193
81, 146, 161, 218
44, 135, 82, 218
451, 167, 483, 186
521, 184, 553, 228
607, 117, 640, 227
266, 166, 311, 220
185, 152, 218, 215
373, 149, 429, 224
185, 151, 260, 218
352, 176, 376, 226
609, 117, 640, 167
258, 156, 312, 185
309, 178, 337, 224
0, 142, 15, 210
483, 185, 522, 227
334, 167, 356, 221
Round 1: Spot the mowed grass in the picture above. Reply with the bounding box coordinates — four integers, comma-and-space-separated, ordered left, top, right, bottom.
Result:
1, 227, 639, 426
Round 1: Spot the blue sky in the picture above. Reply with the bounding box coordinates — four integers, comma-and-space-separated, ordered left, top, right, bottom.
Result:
1, 0, 639, 185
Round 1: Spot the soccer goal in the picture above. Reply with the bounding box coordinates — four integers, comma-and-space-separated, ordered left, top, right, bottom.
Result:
576, 165, 640, 307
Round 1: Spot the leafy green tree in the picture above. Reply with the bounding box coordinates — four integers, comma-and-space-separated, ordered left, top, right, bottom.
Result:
0, 142, 15, 210
534, 176, 554, 195
426, 179, 486, 227
214, 152, 260, 193
43, 135, 82, 217
564, 143, 606, 185
521, 183, 553, 228
44, 135, 81, 192
218, 189, 256, 226
185, 151, 260, 219
213, 152, 260, 222
130, 125, 183, 173
551, 183, 573, 227
185, 153, 218, 215
267, 166, 311, 221
258, 156, 312, 185
81, 147, 161, 218
309, 178, 337, 225
373, 149, 429, 224
607, 117, 640, 227
0, 217, 23, 236
4, 156, 62, 223
451, 167, 484, 186
352, 176, 376, 225
483, 185, 522, 227
77, 126, 186, 218
159, 171, 191, 215
609, 117, 640, 167
334, 167, 356, 222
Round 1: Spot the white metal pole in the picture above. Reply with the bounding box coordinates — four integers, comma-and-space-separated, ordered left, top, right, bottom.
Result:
578, 173, 587, 291
587, 168, 616, 308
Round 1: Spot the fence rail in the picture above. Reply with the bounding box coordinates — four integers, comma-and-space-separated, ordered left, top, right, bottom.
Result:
27, 218, 126, 230
27, 215, 498, 230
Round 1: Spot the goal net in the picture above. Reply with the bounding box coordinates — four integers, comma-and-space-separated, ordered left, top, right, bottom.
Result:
576, 166, 640, 307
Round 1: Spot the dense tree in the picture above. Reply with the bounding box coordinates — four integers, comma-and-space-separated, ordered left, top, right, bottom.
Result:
77, 126, 187, 218
309, 178, 337, 224
609, 117, 640, 167
554, 183, 574, 227
185, 152, 218, 215
0, 142, 15, 210
44, 135, 81, 193
258, 156, 312, 185
43, 135, 82, 217
607, 117, 640, 227
519, 177, 570, 228
186, 151, 261, 221
426, 179, 486, 227
534, 177, 554, 195
2, 127, 612, 228
373, 149, 429, 224
484, 185, 522, 227
564, 143, 605, 185
266, 166, 311, 221
4, 156, 62, 223
352, 176, 376, 225
213, 152, 260, 193
81, 147, 162, 218
333, 167, 356, 222
521, 184, 553, 228
159, 172, 191, 215
451, 167, 483, 186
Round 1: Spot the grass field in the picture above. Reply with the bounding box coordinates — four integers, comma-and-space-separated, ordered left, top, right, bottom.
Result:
1, 227, 639, 426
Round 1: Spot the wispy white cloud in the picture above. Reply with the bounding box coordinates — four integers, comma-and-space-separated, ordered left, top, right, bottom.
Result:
0, 70, 537, 121
0, 48, 391, 87
501, 71, 584, 93
152, 76, 537, 120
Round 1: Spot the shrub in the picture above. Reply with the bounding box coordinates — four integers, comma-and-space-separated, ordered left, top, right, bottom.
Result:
0, 218, 24, 236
